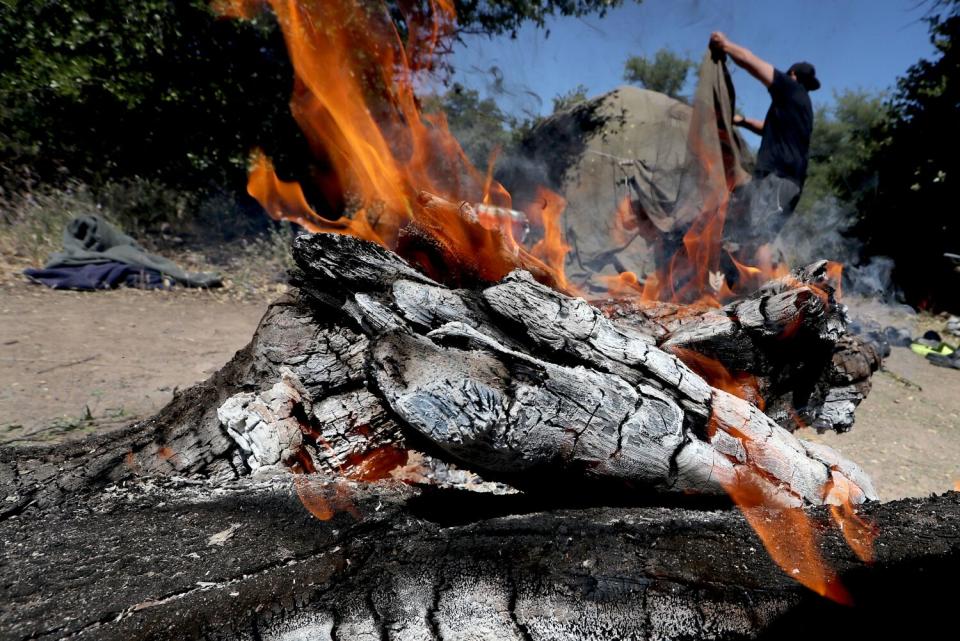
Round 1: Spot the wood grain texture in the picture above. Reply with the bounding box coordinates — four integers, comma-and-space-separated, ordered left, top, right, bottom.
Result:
2, 477, 957, 640
0, 234, 922, 641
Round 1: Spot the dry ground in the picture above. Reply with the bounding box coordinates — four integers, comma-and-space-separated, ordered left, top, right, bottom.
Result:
0, 281, 269, 444
1, 279, 958, 501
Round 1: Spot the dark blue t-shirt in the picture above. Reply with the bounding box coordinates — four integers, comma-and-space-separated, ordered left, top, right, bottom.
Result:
755, 69, 813, 186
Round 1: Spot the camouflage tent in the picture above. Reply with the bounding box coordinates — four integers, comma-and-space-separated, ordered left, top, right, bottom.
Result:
506, 54, 752, 292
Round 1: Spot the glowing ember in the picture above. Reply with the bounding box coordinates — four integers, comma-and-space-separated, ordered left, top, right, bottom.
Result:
293, 475, 360, 521
290, 444, 410, 521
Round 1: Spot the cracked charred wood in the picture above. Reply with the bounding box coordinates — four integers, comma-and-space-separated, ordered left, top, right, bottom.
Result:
0, 294, 401, 516
2, 232, 878, 518
1, 476, 958, 641
603, 262, 882, 432
287, 233, 875, 505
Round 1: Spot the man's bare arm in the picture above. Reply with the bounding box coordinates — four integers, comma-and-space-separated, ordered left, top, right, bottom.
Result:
733, 114, 764, 136
710, 32, 775, 87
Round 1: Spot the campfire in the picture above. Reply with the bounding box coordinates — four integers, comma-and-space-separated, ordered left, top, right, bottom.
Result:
12, 2, 960, 640
204, 0, 888, 604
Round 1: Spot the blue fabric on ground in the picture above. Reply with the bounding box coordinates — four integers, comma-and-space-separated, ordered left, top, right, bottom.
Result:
32, 215, 221, 288
23, 262, 168, 291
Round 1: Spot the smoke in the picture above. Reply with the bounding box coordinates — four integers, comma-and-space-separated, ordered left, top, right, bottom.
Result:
774, 195, 901, 302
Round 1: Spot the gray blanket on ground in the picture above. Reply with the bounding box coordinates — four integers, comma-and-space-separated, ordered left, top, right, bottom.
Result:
46, 215, 221, 288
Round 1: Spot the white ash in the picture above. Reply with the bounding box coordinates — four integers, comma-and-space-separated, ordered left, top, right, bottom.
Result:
218, 369, 309, 473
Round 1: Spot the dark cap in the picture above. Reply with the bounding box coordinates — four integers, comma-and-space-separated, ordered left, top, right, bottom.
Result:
788, 62, 821, 91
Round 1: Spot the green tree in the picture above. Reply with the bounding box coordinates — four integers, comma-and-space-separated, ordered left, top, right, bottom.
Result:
798, 89, 887, 212
0, 1, 298, 195
0, 1, 627, 202
622, 48, 695, 100
552, 84, 590, 112
445, 0, 626, 37
858, 0, 960, 309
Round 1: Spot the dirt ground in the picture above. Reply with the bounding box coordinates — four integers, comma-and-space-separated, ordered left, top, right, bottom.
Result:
2, 281, 958, 501
0, 282, 268, 444
805, 343, 960, 501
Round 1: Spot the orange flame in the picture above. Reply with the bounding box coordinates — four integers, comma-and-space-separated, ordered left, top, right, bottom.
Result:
707, 414, 852, 604
599, 270, 644, 298
825, 473, 877, 564
730, 473, 853, 605
218, 0, 570, 288
528, 188, 572, 291
726, 247, 791, 293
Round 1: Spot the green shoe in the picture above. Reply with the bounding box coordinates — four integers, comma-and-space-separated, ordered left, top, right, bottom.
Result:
910, 342, 955, 357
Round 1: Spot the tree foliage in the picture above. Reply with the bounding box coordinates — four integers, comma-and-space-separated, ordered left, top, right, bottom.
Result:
0, 0, 300, 196
552, 84, 590, 112
447, 0, 625, 36
798, 90, 886, 212
859, 0, 960, 309
0, 0, 625, 209
622, 48, 694, 100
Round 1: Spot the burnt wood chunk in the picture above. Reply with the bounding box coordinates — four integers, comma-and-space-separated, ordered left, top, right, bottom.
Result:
0, 232, 920, 641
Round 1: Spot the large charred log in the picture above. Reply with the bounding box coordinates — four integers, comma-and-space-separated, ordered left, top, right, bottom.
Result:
0, 230, 904, 641
2, 475, 958, 641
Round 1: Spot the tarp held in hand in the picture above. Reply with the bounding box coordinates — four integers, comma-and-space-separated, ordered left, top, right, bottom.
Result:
507, 52, 752, 290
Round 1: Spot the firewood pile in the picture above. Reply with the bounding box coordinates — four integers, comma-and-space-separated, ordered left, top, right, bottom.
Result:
4, 222, 957, 641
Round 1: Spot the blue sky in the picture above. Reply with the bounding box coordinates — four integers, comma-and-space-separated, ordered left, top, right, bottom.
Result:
449, 0, 938, 144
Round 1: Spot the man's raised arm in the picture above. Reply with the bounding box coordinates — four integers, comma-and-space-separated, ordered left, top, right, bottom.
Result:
710, 32, 774, 87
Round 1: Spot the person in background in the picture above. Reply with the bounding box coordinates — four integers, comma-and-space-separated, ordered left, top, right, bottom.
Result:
708, 31, 821, 274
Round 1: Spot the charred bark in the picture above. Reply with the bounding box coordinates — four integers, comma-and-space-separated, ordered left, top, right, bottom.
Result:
2, 233, 880, 518
2, 476, 958, 641
0, 232, 904, 641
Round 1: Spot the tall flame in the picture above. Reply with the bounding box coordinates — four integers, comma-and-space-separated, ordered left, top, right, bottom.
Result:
218, 0, 570, 288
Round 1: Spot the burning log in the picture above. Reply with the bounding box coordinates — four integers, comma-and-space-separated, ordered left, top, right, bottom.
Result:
3, 231, 878, 516
604, 262, 883, 432
290, 232, 876, 507
1, 229, 946, 641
